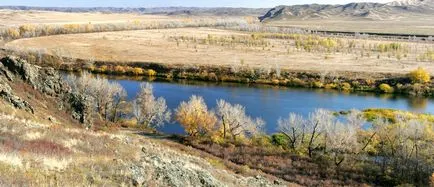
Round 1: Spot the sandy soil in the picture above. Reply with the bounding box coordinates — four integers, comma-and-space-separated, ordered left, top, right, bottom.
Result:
6, 27, 434, 75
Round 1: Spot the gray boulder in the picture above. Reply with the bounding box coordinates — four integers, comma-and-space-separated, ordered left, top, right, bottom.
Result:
0, 77, 34, 113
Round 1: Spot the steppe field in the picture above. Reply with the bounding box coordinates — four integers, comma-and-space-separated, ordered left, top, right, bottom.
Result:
1, 10, 433, 76
5, 27, 434, 75
0, 9, 180, 27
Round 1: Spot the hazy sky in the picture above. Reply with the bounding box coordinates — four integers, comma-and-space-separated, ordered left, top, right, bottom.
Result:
0, 0, 394, 8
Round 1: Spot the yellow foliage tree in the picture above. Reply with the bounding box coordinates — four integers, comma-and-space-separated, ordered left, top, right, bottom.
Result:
131, 67, 144, 75
114, 65, 126, 74
175, 95, 217, 137
379, 83, 394, 93
408, 67, 431, 84
146, 69, 157, 76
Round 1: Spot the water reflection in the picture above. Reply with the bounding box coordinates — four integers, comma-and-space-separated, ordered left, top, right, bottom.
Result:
408, 97, 429, 111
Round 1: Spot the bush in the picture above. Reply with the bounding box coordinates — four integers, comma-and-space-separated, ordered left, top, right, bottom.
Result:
146, 69, 157, 76
324, 83, 337, 89
408, 67, 430, 84
113, 65, 126, 74
251, 135, 272, 147
313, 81, 323, 88
340, 82, 352, 91
271, 133, 289, 147
379, 83, 394, 93
131, 67, 144, 75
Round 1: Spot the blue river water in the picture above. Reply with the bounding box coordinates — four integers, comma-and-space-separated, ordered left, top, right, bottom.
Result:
104, 77, 434, 134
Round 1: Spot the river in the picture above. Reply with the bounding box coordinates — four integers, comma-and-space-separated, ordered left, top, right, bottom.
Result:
99, 76, 434, 134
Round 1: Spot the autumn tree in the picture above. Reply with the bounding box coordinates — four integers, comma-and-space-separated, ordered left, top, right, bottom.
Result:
216, 99, 264, 140
409, 67, 430, 84
133, 83, 171, 128
175, 95, 217, 137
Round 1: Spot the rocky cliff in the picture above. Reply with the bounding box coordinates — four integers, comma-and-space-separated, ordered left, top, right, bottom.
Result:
0, 56, 91, 125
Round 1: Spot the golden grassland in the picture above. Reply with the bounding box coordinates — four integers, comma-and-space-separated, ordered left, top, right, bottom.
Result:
0, 9, 182, 28
5, 27, 434, 75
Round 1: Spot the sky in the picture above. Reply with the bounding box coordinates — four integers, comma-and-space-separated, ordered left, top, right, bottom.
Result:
0, 0, 394, 8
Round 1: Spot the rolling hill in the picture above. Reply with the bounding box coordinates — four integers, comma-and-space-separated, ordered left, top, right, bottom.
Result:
259, 0, 434, 21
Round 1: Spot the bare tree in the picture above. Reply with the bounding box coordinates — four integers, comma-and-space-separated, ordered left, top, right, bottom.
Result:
277, 113, 306, 150
133, 83, 171, 128
66, 72, 126, 122
175, 95, 217, 137
346, 109, 366, 128
216, 99, 264, 140
306, 108, 334, 158
325, 120, 359, 174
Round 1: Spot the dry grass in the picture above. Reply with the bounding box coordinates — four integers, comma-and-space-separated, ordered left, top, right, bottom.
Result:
6, 27, 434, 75
0, 107, 286, 186
0, 9, 179, 28
265, 17, 434, 35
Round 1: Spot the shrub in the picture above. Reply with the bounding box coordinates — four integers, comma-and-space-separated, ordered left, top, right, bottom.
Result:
97, 65, 108, 73
271, 133, 289, 147
251, 135, 272, 147
379, 83, 394, 93
113, 65, 126, 74
211, 134, 226, 144
408, 67, 430, 84
324, 83, 337, 89
146, 69, 157, 76
313, 81, 323, 88
5, 28, 20, 39
340, 82, 352, 91
289, 78, 306, 87
131, 67, 144, 75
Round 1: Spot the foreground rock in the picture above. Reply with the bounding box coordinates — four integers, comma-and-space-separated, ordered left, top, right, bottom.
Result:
0, 112, 288, 187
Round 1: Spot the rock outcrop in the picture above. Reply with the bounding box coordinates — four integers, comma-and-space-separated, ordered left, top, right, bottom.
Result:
0, 56, 91, 125
1, 56, 68, 97
0, 76, 34, 113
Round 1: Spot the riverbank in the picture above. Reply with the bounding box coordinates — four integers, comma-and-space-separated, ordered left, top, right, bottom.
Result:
55, 58, 432, 97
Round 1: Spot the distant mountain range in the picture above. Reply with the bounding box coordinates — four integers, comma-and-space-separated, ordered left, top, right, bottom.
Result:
259, 0, 434, 21
2, 0, 434, 22
0, 6, 268, 16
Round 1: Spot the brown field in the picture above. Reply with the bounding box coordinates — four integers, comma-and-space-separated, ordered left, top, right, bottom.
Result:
0, 9, 183, 28
5, 27, 434, 75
